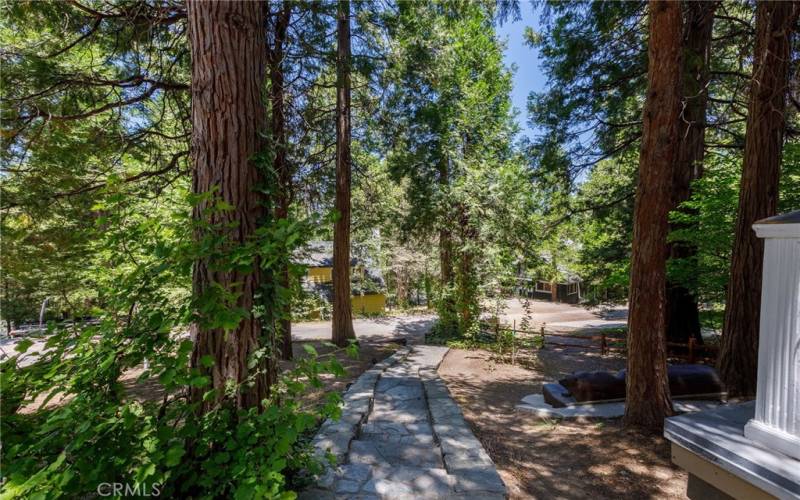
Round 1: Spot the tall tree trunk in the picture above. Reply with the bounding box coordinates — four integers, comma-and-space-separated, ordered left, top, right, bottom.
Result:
625, 0, 682, 430
665, 1, 718, 346
718, 1, 798, 398
332, 0, 356, 347
438, 157, 457, 332
269, 2, 293, 360
438, 158, 453, 287
455, 204, 477, 332
187, 0, 271, 412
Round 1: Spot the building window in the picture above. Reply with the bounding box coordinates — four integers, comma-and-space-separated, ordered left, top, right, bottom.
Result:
567, 282, 579, 295
535, 281, 552, 293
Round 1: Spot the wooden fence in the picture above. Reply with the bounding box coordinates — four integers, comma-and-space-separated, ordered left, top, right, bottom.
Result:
482, 321, 718, 363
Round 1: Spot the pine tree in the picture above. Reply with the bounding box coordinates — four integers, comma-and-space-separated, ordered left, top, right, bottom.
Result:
718, 0, 799, 397
187, 0, 273, 411
624, 0, 682, 430
332, 0, 357, 347
665, 1, 718, 346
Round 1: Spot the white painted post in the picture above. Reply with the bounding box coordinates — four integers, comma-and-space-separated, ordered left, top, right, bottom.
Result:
743, 210, 800, 460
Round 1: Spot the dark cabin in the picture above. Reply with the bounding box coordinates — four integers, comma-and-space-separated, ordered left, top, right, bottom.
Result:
518, 278, 582, 304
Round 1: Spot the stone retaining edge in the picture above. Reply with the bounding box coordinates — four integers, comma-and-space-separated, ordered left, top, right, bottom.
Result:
420, 359, 508, 498
310, 346, 412, 476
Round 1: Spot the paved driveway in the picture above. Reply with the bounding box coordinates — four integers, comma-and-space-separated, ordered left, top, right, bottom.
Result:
2, 301, 625, 366
293, 314, 436, 344
489, 298, 628, 332
293, 299, 628, 344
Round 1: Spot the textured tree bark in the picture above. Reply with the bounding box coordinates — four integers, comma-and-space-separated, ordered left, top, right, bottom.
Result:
625, 0, 682, 430
187, 0, 271, 412
665, 1, 718, 346
438, 157, 453, 287
719, 1, 797, 398
438, 157, 457, 332
332, 0, 356, 347
269, 2, 293, 360
456, 205, 477, 331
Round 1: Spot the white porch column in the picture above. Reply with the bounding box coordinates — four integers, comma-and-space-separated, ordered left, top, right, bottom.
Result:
743, 210, 800, 460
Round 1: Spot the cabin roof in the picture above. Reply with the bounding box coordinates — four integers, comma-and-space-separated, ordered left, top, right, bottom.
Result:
295, 240, 359, 268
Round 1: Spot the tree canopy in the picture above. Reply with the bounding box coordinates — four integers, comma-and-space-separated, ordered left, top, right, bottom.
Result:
1, 0, 798, 496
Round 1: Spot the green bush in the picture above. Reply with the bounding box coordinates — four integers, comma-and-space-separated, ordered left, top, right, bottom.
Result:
0, 194, 347, 499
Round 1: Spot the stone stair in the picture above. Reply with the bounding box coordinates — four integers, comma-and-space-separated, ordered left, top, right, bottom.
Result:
304, 345, 507, 499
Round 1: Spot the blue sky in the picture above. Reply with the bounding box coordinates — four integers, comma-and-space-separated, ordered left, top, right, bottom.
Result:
496, 2, 545, 141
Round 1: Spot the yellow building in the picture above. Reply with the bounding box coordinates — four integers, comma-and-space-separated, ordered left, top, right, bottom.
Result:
307, 266, 333, 284
351, 293, 386, 315
299, 241, 386, 315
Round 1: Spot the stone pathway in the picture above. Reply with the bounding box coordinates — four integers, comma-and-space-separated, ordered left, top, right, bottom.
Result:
305, 345, 507, 499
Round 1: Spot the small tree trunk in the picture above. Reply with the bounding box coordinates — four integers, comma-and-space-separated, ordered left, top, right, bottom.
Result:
718, 1, 798, 398
625, 0, 682, 430
269, 2, 293, 360
456, 205, 478, 332
439, 157, 454, 288
332, 0, 356, 347
665, 1, 718, 346
187, 0, 271, 412
438, 157, 457, 332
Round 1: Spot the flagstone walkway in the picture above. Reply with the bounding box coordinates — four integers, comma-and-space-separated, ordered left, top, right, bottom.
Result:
305, 345, 507, 499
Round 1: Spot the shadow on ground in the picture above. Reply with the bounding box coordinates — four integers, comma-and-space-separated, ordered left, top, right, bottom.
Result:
438, 349, 687, 500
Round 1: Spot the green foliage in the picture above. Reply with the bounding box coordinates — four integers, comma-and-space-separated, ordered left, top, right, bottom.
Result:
292, 291, 332, 321
669, 143, 800, 305
0, 193, 348, 499
384, 1, 533, 336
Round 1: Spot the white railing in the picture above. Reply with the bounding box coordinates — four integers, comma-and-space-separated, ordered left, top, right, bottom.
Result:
744, 210, 800, 460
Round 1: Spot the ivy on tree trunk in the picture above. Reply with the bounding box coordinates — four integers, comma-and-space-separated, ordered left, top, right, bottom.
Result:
187, 0, 272, 412
268, 2, 294, 361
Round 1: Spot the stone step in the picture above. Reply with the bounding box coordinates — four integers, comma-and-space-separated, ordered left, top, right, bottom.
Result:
349, 439, 444, 468
368, 406, 429, 424
333, 464, 457, 500
307, 345, 508, 499
360, 420, 435, 440
320, 463, 508, 500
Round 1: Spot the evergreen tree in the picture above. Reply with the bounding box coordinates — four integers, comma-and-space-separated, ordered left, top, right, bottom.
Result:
719, 0, 799, 397
332, 0, 357, 347
384, 1, 520, 336
665, 1, 718, 346
186, 0, 272, 411
625, 0, 682, 430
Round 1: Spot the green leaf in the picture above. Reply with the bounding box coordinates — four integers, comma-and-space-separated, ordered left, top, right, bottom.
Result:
159, 368, 176, 386
165, 444, 185, 467
136, 462, 156, 483
14, 339, 33, 353
99, 352, 116, 371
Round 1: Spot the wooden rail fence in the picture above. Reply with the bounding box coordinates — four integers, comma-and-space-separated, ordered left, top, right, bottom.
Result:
481, 321, 718, 363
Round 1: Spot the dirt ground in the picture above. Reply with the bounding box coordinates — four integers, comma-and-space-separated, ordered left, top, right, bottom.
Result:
438, 348, 688, 500
122, 339, 399, 409
21, 339, 398, 414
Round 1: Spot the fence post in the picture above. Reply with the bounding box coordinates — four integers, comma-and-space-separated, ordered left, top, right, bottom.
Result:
540, 324, 546, 350
601, 331, 607, 356
512, 320, 516, 365
688, 337, 696, 364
